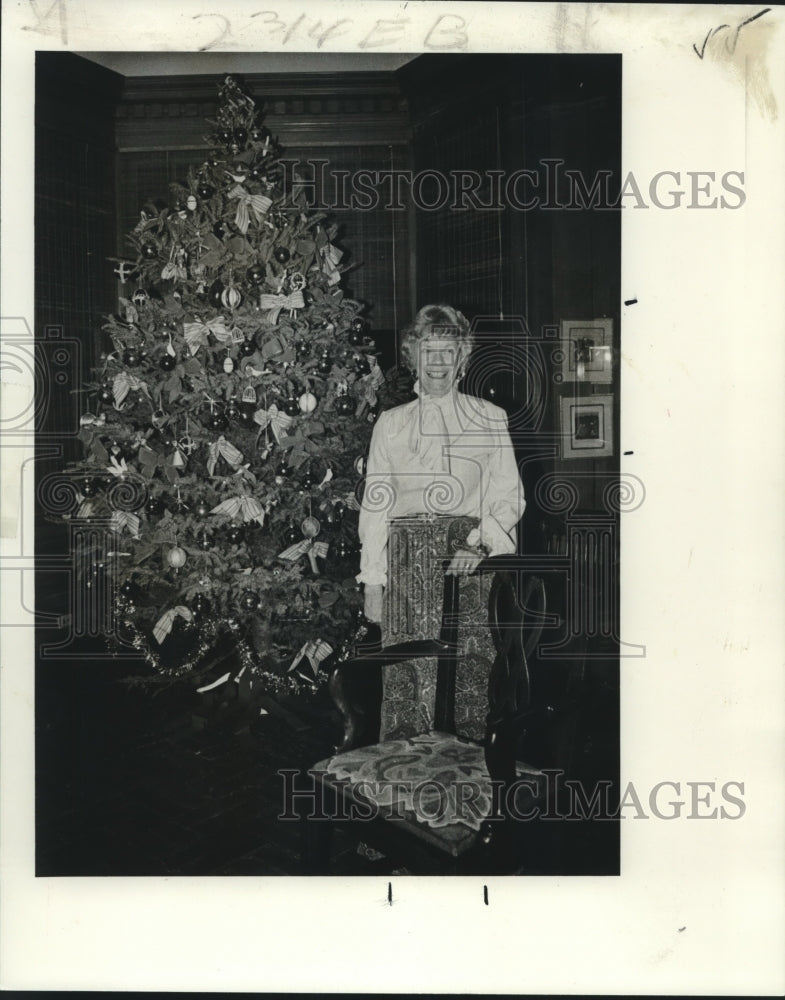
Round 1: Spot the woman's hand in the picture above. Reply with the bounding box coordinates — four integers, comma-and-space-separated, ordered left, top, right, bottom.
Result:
363, 583, 384, 623
446, 548, 485, 576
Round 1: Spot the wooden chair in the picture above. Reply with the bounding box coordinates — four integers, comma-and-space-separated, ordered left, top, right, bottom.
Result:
302, 556, 560, 875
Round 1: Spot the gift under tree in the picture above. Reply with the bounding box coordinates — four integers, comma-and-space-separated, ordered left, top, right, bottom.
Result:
68, 74, 401, 696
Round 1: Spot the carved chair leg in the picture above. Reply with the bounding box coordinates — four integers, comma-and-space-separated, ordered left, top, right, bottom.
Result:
300, 781, 337, 874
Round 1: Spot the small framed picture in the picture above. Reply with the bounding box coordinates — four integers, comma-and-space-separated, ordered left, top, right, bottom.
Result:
560, 394, 614, 459
559, 318, 613, 383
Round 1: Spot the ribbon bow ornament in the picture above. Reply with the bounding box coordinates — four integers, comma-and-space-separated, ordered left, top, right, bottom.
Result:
153, 606, 193, 645
279, 538, 329, 575
356, 361, 386, 415
210, 495, 266, 525
258, 290, 305, 324
288, 638, 335, 678
253, 403, 293, 444
207, 436, 244, 476
113, 371, 149, 408
74, 497, 95, 519
364, 360, 385, 391
80, 412, 106, 428
110, 510, 141, 538
106, 455, 130, 478
161, 246, 187, 282
320, 243, 344, 285
227, 184, 273, 234
119, 298, 139, 325
184, 317, 229, 354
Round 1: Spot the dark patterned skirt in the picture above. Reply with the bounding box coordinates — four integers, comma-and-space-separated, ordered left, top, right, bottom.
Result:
380, 514, 494, 743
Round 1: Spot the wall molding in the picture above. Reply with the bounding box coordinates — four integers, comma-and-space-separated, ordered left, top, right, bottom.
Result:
116, 72, 410, 150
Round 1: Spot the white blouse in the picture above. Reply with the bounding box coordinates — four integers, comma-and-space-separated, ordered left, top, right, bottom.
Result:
357, 385, 526, 588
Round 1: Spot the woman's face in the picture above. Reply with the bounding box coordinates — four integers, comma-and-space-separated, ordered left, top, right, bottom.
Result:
417, 337, 466, 397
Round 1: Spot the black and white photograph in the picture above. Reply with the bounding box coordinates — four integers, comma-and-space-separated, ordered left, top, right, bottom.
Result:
2, 2, 784, 994
31, 48, 621, 881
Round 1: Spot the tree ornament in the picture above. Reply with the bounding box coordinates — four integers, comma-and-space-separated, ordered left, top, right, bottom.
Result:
227, 523, 245, 545
213, 220, 229, 240
132, 288, 149, 308
301, 515, 321, 538
81, 476, 97, 498
366, 406, 379, 423
197, 181, 215, 199
195, 498, 210, 518
190, 593, 211, 619
354, 455, 366, 475
249, 163, 265, 182
325, 501, 345, 528
209, 279, 225, 307
296, 340, 310, 359
223, 353, 235, 374
166, 545, 187, 569
354, 355, 371, 376
317, 350, 332, 375
240, 589, 259, 611
140, 243, 157, 260
226, 397, 240, 421
234, 126, 248, 147
300, 469, 316, 491
145, 496, 165, 518
123, 347, 141, 367
247, 263, 264, 285
273, 246, 290, 264
284, 523, 301, 545
298, 391, 317, 414
250, 125, 268, 143
275, 460, 291, 484
186, 194, 197, 211
209, 409, 228, 432
336, 536, 355, 559
283, 395, 300, 418
221, 285, 243, 310
348, 328, 364, 346
336, 394, 355, 416
113, 261, 137, 284
351, 316, 366, 333
159, 354, 176, 372
240, 337, 257, 357
238, 407, 255, 428
287, 271, 306, 292
217, 126, 233, 146
198, 533, 212, 551
98, 385, 114, 405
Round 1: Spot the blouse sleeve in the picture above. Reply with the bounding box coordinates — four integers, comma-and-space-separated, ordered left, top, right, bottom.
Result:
471, 411, 526, 556
356, 411, 392, 589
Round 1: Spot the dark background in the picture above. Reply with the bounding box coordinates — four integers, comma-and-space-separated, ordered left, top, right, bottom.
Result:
35, 52, 621, 876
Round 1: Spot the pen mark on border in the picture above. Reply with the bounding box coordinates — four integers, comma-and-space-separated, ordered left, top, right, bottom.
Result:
692, 8, 771, 60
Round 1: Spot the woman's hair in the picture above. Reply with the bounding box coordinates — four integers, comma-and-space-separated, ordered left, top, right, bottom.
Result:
399, 304, 474, 373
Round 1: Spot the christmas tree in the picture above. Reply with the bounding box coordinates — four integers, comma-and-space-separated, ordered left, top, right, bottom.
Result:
67, 75, 405, 696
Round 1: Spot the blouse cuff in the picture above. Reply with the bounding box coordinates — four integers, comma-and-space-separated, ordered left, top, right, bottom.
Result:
469, 514, 516, 556
356, 570, 387, 588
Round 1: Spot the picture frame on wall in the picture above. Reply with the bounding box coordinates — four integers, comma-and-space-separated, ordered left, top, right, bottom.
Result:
560, 394, 614, 459
559, 318, 613, 383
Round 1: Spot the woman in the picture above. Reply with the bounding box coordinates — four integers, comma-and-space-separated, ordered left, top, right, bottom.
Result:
357, 304, 526, 741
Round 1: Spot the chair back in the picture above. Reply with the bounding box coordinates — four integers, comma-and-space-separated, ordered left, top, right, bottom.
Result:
378, 514, 546, 744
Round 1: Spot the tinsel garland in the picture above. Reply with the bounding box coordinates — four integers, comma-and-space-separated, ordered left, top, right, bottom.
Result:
114, 604, 323, 695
